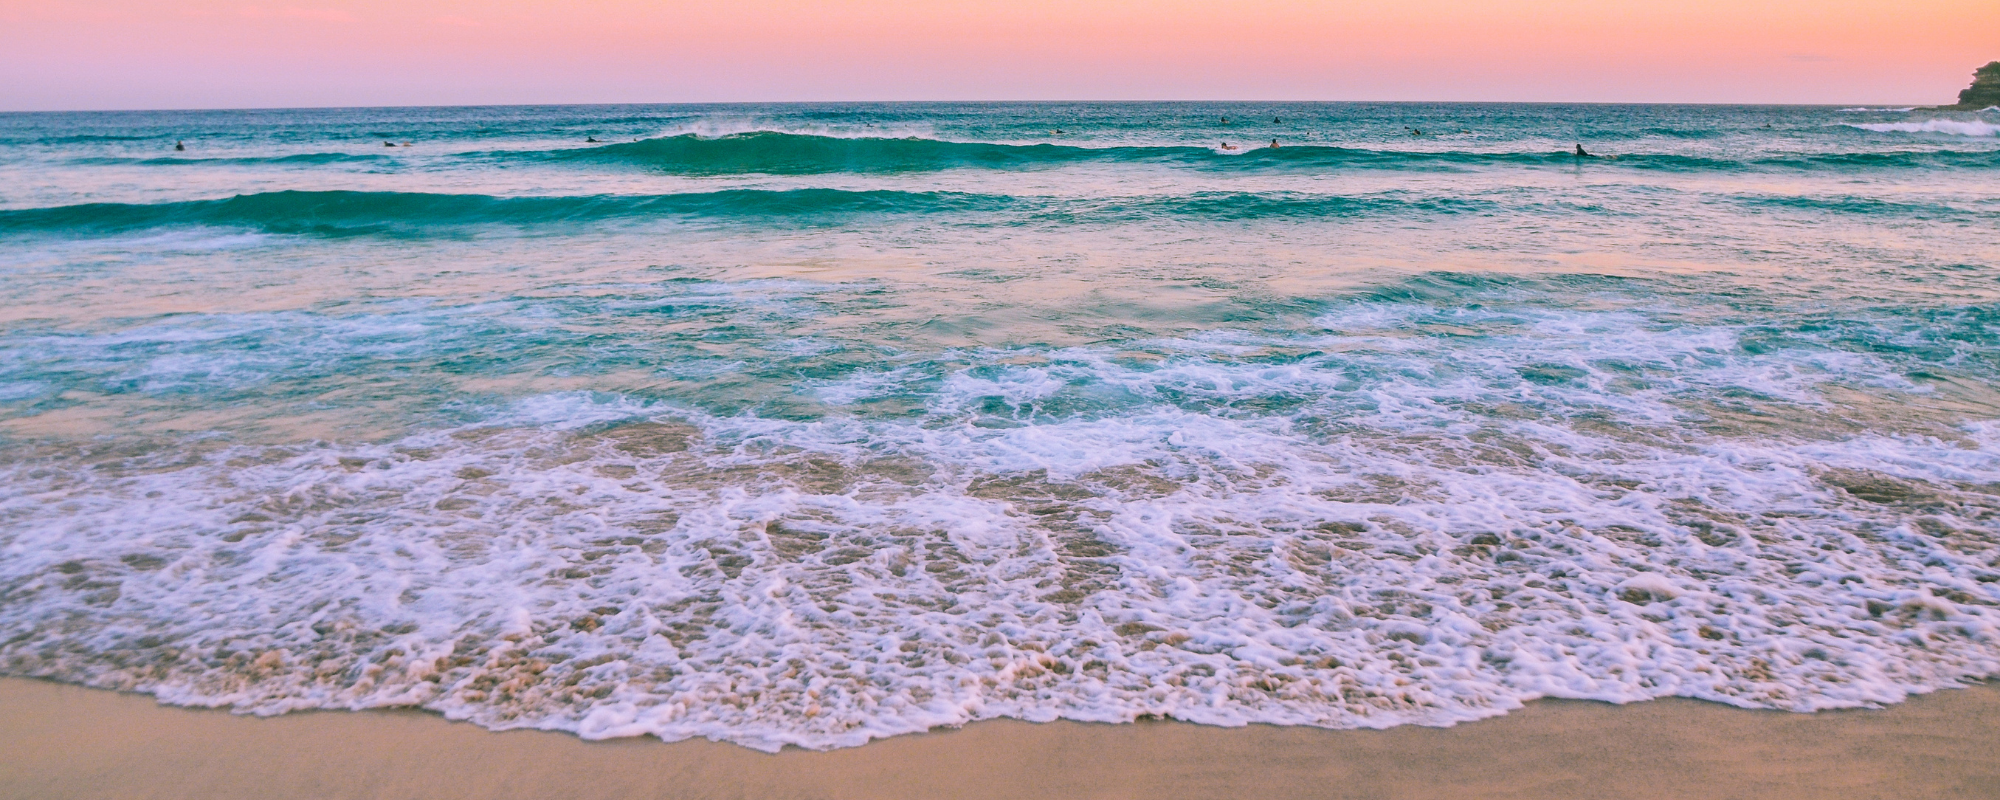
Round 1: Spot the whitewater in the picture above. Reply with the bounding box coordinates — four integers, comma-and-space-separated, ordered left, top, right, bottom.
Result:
1, 102, 1998, 751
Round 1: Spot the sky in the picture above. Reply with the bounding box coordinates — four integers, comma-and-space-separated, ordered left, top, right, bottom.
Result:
2, 0, 1996, 110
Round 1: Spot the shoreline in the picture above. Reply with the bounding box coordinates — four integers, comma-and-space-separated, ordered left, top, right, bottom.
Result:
3, 677, 1997, 799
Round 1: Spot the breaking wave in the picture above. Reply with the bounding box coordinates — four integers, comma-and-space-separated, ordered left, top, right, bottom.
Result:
1846, 120, 2000, 137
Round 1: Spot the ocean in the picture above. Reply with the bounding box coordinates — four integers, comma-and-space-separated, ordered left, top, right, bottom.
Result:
1, 102, 1997, 751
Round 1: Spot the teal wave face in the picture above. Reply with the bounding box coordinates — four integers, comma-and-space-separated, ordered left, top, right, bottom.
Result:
560, 132, 1114, 174
1048, 190, 1495, 223
0, 188, 1517, 237
0, 189, 1023, 236
552, 132, 1568, 175
2, 185, 1983, 240
1739, 193, 1995, 220
532, 131, 2000, 176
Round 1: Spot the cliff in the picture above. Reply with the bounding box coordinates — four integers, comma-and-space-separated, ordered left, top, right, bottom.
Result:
1954, 61, 2000, 108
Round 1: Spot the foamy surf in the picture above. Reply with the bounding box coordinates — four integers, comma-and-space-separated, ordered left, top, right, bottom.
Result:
1847, 119, 2000, 136
4, 295, 1999, 751
3, 102, 1999, 750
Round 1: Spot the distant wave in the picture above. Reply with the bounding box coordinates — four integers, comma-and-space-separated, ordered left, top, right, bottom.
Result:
34, 133, 163, 143
70, 152, 394, 167
530, 131, 2000, 175
1846, 120, 2000, 137
1837, 107, 1915, 113
541, 131, 1610, 175
4, 181, 1983, 239
1052, 190, 1494, 223
1739, 193, 1985, 219
555, 132, 1131, 174
0, 189, 1020, 237
43, 132, 2000, 177
0, 188, 1508, 237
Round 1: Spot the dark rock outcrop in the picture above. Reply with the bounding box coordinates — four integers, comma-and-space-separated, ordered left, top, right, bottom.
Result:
1955, 61, 2000, 108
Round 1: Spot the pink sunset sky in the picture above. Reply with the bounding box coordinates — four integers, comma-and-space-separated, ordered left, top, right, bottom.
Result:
2, 0, 1995, 110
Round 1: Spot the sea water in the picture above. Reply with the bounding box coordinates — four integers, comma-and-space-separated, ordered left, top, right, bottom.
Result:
1, 102, 1997, 750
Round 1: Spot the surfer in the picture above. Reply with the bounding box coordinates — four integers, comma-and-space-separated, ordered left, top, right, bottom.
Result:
174, 140, 185, 151
385, 141, 396, 147
1574, 143, 1590, 157
586, 136, 599, 143
1221, 116, 1229, 124
1220, 141, 1237, 151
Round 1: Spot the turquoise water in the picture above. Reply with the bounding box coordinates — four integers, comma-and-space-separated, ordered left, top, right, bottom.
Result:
2, 103, 1998, 749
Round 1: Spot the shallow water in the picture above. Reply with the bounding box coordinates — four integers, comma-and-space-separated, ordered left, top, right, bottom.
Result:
1, 102, 1998, 750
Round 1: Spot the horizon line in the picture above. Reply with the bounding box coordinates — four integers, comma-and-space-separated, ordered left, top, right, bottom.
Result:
0, 99, 1956, 115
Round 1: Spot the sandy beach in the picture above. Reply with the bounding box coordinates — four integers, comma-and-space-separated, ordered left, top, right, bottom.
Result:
1, 677, 1995, 800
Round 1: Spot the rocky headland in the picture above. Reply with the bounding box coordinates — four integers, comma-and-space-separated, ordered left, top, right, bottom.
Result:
1939, 61, 2000, 110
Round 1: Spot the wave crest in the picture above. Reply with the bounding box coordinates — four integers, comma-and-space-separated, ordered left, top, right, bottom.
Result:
1847, 120, 2000, 137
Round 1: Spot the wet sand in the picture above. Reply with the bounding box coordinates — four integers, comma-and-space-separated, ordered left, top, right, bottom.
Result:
2, 677, 1996, 800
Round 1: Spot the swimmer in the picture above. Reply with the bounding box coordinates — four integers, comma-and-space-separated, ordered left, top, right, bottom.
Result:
1220, 141, 1237, 150
174, 140, 185, 151
1411, 128, 1423, 136
1270, 139, 1280, 148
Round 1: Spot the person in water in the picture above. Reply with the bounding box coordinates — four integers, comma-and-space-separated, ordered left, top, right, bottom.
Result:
1220, 141, 1237, 150
1575, 143, 1590, 157
1270, 139, 1280, 148
586, 136, 599, 143
174, 140, 184, 151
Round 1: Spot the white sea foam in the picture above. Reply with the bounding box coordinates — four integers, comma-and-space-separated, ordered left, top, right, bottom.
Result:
2, 304, 1996, 751
1846, 120, 2000, 137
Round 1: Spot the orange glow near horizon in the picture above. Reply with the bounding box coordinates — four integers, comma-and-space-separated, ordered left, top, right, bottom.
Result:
2, 0, 1995, 110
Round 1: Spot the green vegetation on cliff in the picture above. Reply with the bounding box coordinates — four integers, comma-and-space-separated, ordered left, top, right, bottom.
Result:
1956, 61, 2000, 108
